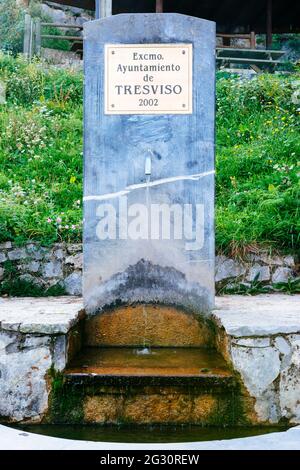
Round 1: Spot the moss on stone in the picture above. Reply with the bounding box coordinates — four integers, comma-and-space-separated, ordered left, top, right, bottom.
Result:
46, 369, 84, 424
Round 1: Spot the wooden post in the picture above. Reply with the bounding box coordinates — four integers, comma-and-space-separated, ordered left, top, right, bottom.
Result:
156, 0, 163, 13
95, 0, 101, 19
29, 16, 34, 59
266, 0, 273, 49
250, 31, 256, 49
35, 18, 41, 57
100, 0, 112, 18
23, 13, 32, 58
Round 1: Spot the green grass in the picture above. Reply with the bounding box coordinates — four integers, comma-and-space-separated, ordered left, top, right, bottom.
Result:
0, 54, 299, 254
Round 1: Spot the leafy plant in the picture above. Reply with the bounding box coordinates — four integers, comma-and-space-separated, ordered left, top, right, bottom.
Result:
0, 53, 299, 257
0, 0, 24, 54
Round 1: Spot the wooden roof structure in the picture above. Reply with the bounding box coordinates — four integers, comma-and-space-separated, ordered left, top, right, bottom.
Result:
51, 0, 299, 36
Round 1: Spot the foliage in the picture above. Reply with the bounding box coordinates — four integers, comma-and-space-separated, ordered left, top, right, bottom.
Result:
0, 0, 24, 54
216, 73, 300, 254
0, 53, 83, 244
219, 277, 300, 295
0, 0, 73, 55
0, 54, 299, 256
272, 34, 300, 61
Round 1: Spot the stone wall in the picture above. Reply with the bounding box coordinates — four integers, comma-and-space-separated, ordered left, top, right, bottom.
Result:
216, 253, 298, 291
41, 1, 93, 27
0, 297, 83, 422
213, 295, 300, 424
231, 333, 300, 424
42, 48, 83, 68
0, 242, 298, 297
0, 242, 82, 296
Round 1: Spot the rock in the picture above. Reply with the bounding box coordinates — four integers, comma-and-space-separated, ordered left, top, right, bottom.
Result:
272, 267, 294, 284
254, 388, 279, 424
45, 1, 92, 18
215, 257, 246, 282
23, 336, 51, 349
0, 267, 4, 281
274, 336, 291, 356
0, 345, 52, 421
19, 274, 42, 287
53, 243, 65, 249
46, 1, 83, 14
0, 297, 83, 335
26, 245, 49, 261
64, 272, 82, 295
22, 261, 40, 273
53, 336, 67, 371
247, 264, 270, 282
42, 2, 90, 31
0, 252, 7, 263
249, 254, 295, 268
53, 248, 65, 260
42, 261, 63, 278
0, 242, 12, 250
42, 49, 83, 68
279, 336, 300, 423
65, 253, 83, 270
42, 3, 71, 25
283, 256, 295, 267
214, 295, 300, 337
0, 297, 83, 422
249, 253, 283, 266
231, 343, 281, 400
0, 331, 18, 352
8, 248, 27, 261
67, 243, 82, 254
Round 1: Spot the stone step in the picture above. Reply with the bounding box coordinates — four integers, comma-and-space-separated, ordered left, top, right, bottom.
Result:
64, 347, 236, 388
48, 348, 243, 426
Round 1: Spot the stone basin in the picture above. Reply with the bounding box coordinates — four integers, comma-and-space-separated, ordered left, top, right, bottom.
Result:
50, 346, 241, 426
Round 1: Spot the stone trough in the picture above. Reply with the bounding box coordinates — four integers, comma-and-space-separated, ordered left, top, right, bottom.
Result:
0, 294, 299, 426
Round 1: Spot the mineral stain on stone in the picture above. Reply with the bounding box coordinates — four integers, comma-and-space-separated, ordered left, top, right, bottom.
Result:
85, 259, 211, 316
85, 304, 214, 347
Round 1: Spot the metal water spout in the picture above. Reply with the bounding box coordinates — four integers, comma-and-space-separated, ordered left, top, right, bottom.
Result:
145, 153, 152, 183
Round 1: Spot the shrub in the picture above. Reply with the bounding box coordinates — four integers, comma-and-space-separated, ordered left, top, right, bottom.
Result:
0, 55, 299, 254
0, 0, 24, 54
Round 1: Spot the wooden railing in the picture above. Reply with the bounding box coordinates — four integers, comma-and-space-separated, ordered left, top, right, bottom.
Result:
25, 15, 268, 67
23, 14, 83, 59
217, 32, 256, 49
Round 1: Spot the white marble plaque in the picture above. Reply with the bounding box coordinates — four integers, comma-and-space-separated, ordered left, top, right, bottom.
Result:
105, 43, 193, 115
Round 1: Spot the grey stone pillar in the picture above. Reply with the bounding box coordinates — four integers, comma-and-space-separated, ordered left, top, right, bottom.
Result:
83, 14, 216, 317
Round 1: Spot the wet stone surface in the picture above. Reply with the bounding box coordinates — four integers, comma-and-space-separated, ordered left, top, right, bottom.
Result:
84, 303, 214, 348
65, 347, 232, 378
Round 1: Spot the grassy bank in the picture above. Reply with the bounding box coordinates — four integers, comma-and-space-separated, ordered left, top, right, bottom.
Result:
0, 54, 299, 254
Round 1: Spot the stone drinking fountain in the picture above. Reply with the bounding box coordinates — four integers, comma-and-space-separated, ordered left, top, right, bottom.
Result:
1, 13, 299, 442
52, 13, 247, 426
